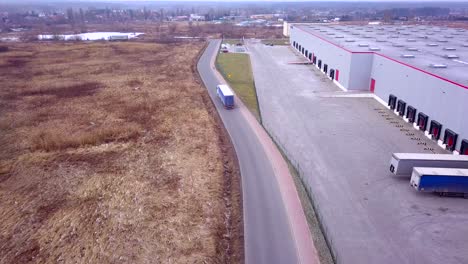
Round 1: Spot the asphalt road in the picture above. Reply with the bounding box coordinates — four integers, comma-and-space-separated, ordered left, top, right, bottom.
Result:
197, 40, 318, 264
246, 40, 468, 264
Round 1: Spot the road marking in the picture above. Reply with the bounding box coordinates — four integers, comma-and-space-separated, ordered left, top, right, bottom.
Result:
453, 59, 468, 65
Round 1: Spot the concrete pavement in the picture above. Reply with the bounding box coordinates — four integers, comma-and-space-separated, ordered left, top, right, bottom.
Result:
246, 40, 468, 264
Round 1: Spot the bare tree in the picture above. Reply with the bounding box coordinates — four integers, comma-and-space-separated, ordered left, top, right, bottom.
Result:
167, 23, 177, 36
160, 8, 165, 22
154, 22, 162, 40
20, 31, 38, 42
144, 7, 149, 20
66, 8, 75, 26
79, 8, 85, 24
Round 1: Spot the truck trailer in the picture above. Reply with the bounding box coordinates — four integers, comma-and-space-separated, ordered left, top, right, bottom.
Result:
410, 167, 468, 196
216, 84, 234, 109
389, 153, 468, 176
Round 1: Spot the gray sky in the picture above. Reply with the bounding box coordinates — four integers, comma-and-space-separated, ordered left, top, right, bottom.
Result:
136, 0, 464, 1
6, 0, 468, 3
51, 0, 468, 2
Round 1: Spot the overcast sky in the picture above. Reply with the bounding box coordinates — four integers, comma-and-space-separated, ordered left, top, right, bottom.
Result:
34, 0, 468, 2
116, 0, 466, 1
108, 0, 466, 1
5, 0, 468, 4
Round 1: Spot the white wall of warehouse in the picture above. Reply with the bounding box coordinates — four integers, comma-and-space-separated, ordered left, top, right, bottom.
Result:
290, 26, 468, 152
291, 26, 355, 90
349, 53, 374, 90
371, 56, 468, 151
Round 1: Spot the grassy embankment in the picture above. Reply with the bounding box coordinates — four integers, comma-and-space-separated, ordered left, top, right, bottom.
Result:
216, 52, 261, 121
222, 39, 243, 45
0, 41, 242, 263
261, 39, 290, 46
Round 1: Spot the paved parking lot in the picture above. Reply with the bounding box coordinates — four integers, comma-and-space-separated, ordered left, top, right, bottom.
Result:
246, 39, 468, 264
221, 42, 247, 53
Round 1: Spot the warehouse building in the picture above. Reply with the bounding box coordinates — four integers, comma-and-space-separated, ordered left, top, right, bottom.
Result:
289, 24, 468, 154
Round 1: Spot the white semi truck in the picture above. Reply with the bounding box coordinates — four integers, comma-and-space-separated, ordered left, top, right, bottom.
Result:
389, 153, 468, 176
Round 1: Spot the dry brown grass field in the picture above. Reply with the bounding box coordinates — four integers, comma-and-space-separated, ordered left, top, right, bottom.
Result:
0, 41, 242, 263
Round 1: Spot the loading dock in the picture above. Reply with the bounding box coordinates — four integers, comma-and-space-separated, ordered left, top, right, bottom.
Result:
290, 24, 468, 152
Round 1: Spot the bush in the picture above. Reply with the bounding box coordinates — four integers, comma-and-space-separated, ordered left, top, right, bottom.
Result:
31, 124, 142, 152
0, 46, 9, 53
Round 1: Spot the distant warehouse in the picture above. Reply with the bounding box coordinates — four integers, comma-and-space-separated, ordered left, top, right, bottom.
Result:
289, 24, 468, 154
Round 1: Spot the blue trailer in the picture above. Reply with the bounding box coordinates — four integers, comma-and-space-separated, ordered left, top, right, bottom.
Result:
410, 167, 468, 197
216, 84, 234, 109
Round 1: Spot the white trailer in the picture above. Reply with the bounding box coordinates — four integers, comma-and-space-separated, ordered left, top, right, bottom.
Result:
389, 153, 468, 176
216, 84, 234, 109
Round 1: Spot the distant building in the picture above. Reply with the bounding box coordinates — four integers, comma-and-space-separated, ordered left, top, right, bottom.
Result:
220, 15, 246, 22
250, 14, 275, 20
190, 14, 205, 21
173, 16, 188, 21
250, 13, 285, 20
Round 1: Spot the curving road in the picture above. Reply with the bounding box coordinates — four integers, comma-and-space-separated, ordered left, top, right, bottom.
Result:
197, 40, 319, 264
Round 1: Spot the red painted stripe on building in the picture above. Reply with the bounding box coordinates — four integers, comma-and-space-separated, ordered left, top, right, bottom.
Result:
294, 26, 468, 90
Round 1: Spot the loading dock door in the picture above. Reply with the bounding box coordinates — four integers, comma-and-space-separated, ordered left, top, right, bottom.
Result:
323, 64, 328, 74
330, 69, 335, 80
443, 129, 458, 151
397, 100, 406, 116
335, 69, 339, 81
406, 106, 416, 123
461, 140, 468, 155
370, 79, 376, 93
417, 113, 428, 131
388, 94, 397, 110
429, 120, 442, 141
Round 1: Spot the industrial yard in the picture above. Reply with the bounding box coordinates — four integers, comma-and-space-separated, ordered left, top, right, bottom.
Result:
2, 0, 468, 263
0, 42, 242, 263
245, 28, 468, 263
289, 24, 468, 152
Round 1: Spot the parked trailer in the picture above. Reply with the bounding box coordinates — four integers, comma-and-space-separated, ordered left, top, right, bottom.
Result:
410, 167, 468, 196
389, 153, 468, 176
216, 84, 234, 109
